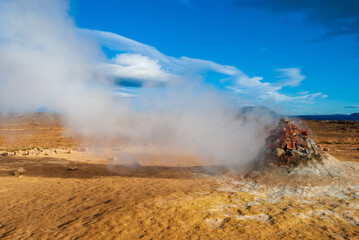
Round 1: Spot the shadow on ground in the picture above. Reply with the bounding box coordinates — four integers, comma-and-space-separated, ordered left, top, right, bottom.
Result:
0, 156, 229, 179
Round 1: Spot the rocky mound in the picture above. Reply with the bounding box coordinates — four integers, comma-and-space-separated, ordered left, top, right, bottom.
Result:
249, 118, 350, 178
264, 118, 325, 166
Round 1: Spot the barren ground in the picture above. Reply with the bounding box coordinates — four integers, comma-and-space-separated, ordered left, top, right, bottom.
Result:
0, 114, 358, 240
305, 120, 359, 163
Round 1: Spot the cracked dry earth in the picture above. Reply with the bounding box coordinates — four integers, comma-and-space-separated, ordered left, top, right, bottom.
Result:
0, 152, 359, 240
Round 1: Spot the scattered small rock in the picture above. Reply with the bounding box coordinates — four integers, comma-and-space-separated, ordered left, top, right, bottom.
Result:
67, 166, 78, 171
1, 152, 9, 157
44, 150, 53, 156
28, 150, 36, 155
54, 149, 62, 154
323, 147, 329, 152
14, 151, 22, 156
13, 167, 26, 177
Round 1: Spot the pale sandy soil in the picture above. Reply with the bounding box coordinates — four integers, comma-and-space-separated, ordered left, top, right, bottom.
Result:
0, 114, 359, 239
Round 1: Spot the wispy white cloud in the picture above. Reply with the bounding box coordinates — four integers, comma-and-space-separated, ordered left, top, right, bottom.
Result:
344, 105, 359, 108
84, 29, 325, 103
82, 29, 170, 64
229, 67, 324, 103
114, 92, 137, 98
274, 68, 305, 87
101, 53, 178, 87
297, 91, 310, 95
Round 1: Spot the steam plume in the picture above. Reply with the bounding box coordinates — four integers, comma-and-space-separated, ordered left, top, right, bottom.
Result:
0, 0, 278, 166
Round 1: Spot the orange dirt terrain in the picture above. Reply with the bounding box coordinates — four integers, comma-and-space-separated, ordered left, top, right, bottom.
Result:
304, 120, 359, 163
0, 114, 358, 240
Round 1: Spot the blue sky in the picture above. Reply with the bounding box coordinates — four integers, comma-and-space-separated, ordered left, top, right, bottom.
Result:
68, 0, 358, 115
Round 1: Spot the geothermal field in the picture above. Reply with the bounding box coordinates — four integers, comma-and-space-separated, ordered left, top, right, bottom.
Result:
1, 1, 359, 239
0, 113, 358, 240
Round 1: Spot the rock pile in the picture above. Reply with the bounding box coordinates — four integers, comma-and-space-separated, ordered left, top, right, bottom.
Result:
264, 118, 326, 167
247, 118, 353, 179
266, 118, 309, 150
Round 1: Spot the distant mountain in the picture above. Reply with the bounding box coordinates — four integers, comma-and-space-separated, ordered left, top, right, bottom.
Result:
239, 107, 359, 121
296, 113, 359, 121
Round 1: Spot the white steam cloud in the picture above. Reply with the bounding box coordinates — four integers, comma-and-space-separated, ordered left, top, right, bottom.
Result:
0, 0, 311, 166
